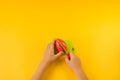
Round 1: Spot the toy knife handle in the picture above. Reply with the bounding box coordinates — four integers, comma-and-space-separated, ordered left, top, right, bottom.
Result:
67, 53, 71, 60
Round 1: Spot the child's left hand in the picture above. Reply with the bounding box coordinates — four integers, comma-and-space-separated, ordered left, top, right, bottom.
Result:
42, 40, 63, 65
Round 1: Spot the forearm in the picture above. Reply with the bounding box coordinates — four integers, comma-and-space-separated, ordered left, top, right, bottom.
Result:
32, 60, 49, 80
74, 68, 88, 80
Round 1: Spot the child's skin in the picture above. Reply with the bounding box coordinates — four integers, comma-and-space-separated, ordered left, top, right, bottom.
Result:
32, 40, 88, 80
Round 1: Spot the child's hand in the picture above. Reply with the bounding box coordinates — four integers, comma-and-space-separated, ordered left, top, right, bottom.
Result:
32, 40, 63, 80
65, 52, 82, 72
42, 40, 63, 65
32, 41, 88, 80
65, 53, 88, 80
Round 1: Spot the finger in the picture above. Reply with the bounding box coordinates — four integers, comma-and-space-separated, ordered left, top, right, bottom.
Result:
47, 43, 50, 48
55, 51, 63, 59
65, 55, 69, 63
69, 52, 75, 59
52, 39, 55, 44
50, 39, 56, 48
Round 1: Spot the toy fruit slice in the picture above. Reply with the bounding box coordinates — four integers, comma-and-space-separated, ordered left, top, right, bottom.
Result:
65, 40, 75, 53
55, 39, 68, 53
57, 39, 67, 51
54, 39, 75, 60
55, 40, 64, 52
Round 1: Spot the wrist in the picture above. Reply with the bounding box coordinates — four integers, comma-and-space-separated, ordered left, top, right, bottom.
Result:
38, 61, 49, 73
72, 67, 84, 76
74, 68, 83, 74
41, 59, 50, 67
72, 66, 82, 73
74, 68, 88, 80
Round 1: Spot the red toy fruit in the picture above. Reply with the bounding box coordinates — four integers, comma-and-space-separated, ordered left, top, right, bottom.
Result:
55, 40, 64, 52
54, 38, 71, 60
55, 39, 67, 52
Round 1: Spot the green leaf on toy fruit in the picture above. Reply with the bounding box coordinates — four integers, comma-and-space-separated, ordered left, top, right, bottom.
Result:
65, 40, 76, 54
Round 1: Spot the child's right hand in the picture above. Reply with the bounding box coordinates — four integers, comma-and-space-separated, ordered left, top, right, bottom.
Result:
65, 52, 82, 72
65, 53, 88, 80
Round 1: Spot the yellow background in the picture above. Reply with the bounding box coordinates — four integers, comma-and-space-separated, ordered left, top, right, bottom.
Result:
0, 0, 120, 80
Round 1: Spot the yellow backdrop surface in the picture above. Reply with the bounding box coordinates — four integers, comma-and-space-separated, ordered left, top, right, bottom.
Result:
0, 0, 120, 80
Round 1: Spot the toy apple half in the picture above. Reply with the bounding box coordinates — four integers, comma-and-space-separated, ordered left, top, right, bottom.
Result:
54, 39, 68, 53
54, 39, 75, 60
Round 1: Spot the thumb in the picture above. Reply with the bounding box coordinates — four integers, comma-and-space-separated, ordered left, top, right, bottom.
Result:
55, 51, 63, 58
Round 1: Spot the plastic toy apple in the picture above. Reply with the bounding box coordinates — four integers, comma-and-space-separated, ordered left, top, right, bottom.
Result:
55, 39, 67, 53
54, 39, 75, 60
